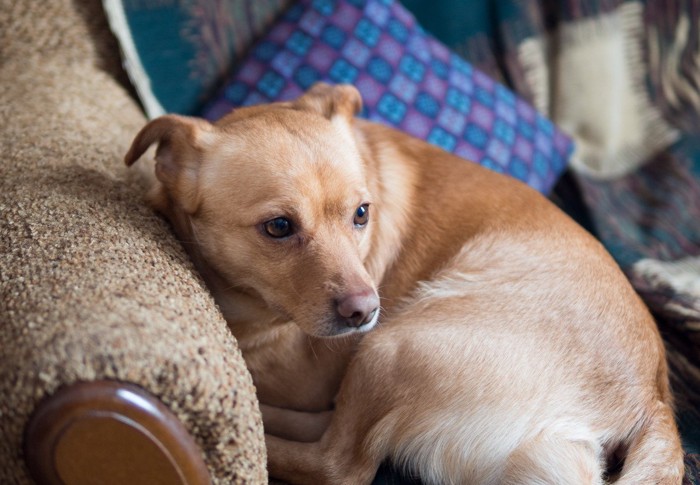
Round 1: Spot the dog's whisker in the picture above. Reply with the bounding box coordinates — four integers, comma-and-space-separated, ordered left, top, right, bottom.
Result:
307, 335, 319, 361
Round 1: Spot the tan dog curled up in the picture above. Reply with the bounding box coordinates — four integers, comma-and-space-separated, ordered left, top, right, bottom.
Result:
125, 83, 684, 484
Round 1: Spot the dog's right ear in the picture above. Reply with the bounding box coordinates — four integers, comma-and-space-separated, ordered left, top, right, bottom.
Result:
125, 115, 213, 214
294, 83, 363, 122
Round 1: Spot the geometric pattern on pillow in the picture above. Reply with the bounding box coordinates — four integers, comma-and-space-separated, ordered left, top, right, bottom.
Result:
201, 0, 573, 194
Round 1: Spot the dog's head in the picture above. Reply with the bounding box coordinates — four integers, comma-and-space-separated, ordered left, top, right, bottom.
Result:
125, 83, 380, 337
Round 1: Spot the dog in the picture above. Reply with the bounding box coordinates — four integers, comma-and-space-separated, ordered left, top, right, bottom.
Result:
125, 82, 684, 484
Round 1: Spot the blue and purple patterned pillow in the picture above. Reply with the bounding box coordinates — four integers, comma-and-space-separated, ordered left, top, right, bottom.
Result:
201, 0, 573, 194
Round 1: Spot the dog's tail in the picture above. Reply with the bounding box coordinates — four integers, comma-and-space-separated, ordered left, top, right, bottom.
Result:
615, 398, 684, 484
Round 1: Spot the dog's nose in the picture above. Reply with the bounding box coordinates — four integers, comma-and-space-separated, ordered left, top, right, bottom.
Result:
336, 291, 380, 327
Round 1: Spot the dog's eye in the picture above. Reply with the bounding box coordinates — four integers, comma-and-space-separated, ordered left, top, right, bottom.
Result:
354, 204, 370, 227
264, 217, 293, 238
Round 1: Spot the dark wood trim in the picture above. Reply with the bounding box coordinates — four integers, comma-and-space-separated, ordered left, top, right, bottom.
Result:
24, 380, 211, 485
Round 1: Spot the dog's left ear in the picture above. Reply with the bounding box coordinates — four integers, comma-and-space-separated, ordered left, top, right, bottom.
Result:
124, 115, 213, 214
294, 82, 362, 121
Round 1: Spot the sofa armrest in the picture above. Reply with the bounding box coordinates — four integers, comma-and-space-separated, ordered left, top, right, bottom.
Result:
0, 2, 265, 483
0, 83, 267, 484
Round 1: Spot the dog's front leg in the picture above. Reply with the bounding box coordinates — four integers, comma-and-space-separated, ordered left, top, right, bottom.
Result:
260, 404, 333, 442
266, 429, 379, 485
266, 435, 325, 485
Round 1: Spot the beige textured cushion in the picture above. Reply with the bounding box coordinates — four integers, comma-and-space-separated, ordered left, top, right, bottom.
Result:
0, 0, 266, 483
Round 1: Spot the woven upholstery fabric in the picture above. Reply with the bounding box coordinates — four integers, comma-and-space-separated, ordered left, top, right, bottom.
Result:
0, 0, 266, 483
202, 0, 572, 195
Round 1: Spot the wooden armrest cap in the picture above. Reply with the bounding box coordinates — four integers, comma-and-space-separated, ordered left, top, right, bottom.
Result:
24, 380, 211, 485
